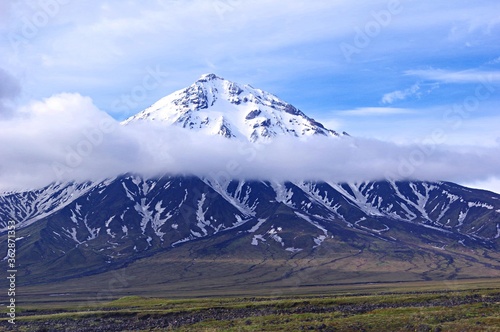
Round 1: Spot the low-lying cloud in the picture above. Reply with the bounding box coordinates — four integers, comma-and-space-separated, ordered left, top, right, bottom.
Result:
1, 93, 499, 192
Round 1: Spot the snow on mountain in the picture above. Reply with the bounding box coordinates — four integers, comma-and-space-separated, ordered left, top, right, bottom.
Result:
0, 181, 99, 231
1, 74, 499, 286
122, 73, 341, 141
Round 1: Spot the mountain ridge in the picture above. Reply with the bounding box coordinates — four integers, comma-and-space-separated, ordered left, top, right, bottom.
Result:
122, 73, 341, 141
0, 75, 499, 290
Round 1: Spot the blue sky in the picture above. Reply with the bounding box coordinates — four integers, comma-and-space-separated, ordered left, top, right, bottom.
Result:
1, 0, 500, 191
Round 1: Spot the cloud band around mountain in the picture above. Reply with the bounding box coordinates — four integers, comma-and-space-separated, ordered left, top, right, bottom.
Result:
0, 93, 499, 192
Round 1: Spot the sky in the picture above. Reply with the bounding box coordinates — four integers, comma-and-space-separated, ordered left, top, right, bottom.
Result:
0, 0, 500, 192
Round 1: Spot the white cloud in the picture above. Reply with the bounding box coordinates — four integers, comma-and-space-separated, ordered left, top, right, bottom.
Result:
381, 83, 420, 104
1, 94, 499, 193
405, 69, 500, 84
336, 107, 414, 116
1, 2, 500, 195
486, 56, 500, 65
324, 105, 500, 147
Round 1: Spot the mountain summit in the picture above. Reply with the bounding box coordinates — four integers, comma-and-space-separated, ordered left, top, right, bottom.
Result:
123, 74, 340, 141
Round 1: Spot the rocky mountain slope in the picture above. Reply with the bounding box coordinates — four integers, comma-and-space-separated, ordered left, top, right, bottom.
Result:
1, 74, 499, 288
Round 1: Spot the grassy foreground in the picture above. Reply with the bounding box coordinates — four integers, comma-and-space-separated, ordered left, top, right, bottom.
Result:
1, 280, 499, 331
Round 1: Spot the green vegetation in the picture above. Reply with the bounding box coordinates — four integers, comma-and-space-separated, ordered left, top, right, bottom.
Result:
1, 280, 499, 331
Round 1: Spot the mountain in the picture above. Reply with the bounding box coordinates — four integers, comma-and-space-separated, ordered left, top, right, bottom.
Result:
122, 73, 342, 141
1, 74, 499, 294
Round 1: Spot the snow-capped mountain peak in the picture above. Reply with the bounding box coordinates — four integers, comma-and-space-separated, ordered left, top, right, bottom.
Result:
196, 73, 223, 82
122, 74, 340, 141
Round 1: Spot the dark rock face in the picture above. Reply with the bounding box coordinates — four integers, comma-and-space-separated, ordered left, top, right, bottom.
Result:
246, 110, 262, 120
284, 104, 302, 116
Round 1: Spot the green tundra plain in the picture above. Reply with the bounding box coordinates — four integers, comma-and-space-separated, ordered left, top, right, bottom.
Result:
1, 278, 499, 331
